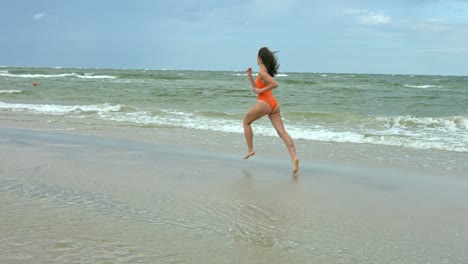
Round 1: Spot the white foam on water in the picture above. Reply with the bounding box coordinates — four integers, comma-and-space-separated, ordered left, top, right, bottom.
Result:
0, 70, 116, 79
101, 110, 468, 153
233, 73, 288, 77
403, 84, 442, 89
1, 101, 466, 153
0, 90, 22, 94
376, 115, 467, 131
0, 101, 122, 115
288, 126, 467, 152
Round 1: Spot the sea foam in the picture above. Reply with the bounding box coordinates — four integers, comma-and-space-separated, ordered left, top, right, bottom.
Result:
0, 70, 116, 79
1, 100, 466, 153
0, 101, 122, 115
0, 90, 22, 94
403, 84, 442, 89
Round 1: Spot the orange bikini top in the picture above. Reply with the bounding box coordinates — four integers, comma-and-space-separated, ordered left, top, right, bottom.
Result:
255, 76, 275, 98
255, 77, 268, 88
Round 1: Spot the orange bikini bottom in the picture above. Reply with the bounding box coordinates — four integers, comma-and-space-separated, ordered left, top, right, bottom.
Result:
258, 94, 278, 113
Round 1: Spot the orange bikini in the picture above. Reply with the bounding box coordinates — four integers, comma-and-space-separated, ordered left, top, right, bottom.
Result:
256, 77, 278, 112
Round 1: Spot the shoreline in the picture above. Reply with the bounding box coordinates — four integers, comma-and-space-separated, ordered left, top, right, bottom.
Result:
0, 114, 466, 177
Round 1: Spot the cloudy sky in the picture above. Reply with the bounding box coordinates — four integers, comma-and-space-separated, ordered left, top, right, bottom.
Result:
1, 0, 468, 75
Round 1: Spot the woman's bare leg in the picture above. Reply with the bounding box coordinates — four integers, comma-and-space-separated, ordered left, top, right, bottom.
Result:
243, 101, 271, 159
269, 106, 300, 174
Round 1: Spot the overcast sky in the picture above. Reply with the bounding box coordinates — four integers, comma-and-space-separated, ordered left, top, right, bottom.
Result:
1, 0, 468, 75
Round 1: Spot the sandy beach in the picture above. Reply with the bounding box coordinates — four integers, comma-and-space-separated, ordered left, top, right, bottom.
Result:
1, 121, 468, 263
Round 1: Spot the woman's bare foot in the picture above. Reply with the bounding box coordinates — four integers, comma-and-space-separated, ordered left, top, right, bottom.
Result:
243, 150, 255, 159
292, 158, 299, 174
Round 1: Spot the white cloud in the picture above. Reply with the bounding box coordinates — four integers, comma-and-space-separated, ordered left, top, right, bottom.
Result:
33, 12, 46, 20
359, 13, 391, 25
344, 8, 392, 25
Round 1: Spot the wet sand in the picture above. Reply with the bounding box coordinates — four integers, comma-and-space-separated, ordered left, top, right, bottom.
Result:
1, 127, 468, 263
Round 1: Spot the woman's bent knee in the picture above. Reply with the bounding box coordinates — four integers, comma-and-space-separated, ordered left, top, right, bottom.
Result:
277, 131, 287, 138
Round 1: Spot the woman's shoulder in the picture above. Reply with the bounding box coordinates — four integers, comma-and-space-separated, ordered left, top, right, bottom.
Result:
258, 69, 269, 78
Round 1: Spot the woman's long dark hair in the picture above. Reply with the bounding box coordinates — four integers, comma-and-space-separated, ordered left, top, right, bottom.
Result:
258, 47, 279, 77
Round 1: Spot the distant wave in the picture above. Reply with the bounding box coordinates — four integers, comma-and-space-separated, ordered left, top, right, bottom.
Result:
0, 70, 117, 79
76, 73, 117, 79
0, 101, 123, 115
0, 90, 22, 94
403, 84, 442, 89
233, 73, 288, 77
233, 73, 257, 76
282, 79, 318, 85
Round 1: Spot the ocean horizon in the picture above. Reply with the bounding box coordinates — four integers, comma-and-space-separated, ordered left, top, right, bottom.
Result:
2, 64, 468, 77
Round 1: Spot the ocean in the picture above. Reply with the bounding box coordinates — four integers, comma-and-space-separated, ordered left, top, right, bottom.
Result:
1, 66, 467, 153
